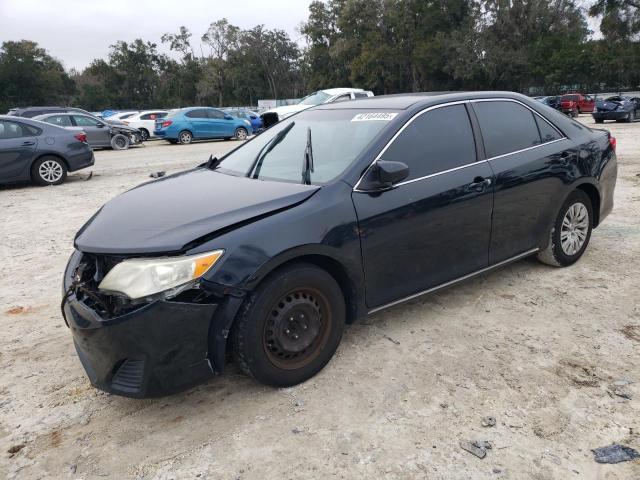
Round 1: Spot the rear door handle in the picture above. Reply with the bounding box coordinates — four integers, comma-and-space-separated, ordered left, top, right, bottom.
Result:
469, 176, 492, 192
21, 141, 35, 146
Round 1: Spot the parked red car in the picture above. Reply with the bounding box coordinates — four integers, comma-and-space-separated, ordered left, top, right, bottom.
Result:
560, 93, 595, 116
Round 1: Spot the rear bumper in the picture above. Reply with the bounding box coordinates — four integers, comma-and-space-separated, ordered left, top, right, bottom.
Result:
67, 149, 95, 172
592, 111, 629, 121
153, 130, 168, 138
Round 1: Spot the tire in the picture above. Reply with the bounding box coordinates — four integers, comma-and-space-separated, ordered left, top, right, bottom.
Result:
110, 134, 130, 150
625, 111, 634, 123
595, 118, 604, 124
138, 128, 150, 141
178, 130, 193, 144
571, 109, 578, 118
231, 263, 346, 387
234, 127, 248, 141
537, 189, 593, 267
167, 139, 178, 144
31, 155, 67, 186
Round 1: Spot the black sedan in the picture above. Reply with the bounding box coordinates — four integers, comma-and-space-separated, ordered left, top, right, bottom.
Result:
62, 92, 617, 397
593, 96, 640, 123
0, 115, 94, 186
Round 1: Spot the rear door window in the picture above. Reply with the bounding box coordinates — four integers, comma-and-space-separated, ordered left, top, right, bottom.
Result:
73, 115, 102, 127
473, 101, 541, 158
207, 109, 226, 119
380, 104, 477, 180
0, 120, 40, 138
186, 109, 208, 119
45, 115, 72, 127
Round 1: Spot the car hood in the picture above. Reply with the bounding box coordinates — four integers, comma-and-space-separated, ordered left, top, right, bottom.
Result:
75, 168, 319, 255
262, 104, 312, 118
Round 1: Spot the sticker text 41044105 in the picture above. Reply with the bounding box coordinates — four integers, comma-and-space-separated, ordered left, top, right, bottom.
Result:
351, 112, 398, 122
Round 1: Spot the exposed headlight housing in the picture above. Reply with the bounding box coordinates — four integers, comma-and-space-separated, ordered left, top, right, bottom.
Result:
98, 250, 224, 300
243, 119, 251, 126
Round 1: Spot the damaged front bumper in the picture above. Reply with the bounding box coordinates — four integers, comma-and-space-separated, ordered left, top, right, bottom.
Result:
62, 251, 243, 398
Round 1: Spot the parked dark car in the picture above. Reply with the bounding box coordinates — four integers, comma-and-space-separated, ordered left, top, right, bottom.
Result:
0, 115, 94, 186
62, 91, 617, 398
536, 95, 562, 111
7, 106, 96, 118
592, 96, 640, 123
33, 113, 143, 149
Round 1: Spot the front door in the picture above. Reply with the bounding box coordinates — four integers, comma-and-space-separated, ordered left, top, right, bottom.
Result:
72, 115, 110, 147
207, 109, 231, 137
352, 103, 494, 309
0, 119, 37, 179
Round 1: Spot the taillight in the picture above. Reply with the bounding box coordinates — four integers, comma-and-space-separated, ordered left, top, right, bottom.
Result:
74, 133, 87, 143
161, 120, 172, 128
609, 136, 616, 152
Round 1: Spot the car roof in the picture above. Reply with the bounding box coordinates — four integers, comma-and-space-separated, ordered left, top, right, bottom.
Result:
315, 91, 538, 110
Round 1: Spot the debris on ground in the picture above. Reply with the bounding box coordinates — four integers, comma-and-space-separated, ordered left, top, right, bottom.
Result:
6, 306, 30, 314
460, 440, 493, 459
149, 171, 166, 178
382, 334, 400, 345
591, 444, 640, 464
8, 443, 26, 457
84, 171, 93, 181
482, 416, 496, 427
291, 426, 304, 434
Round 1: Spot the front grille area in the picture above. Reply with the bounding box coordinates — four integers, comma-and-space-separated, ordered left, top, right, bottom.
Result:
71, 253, 141, 318
111, 359, 145, 394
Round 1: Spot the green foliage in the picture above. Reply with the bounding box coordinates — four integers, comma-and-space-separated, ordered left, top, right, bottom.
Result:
1, 2, 640, 113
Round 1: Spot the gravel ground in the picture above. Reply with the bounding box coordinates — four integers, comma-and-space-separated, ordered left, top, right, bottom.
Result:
1, 120, 639, 480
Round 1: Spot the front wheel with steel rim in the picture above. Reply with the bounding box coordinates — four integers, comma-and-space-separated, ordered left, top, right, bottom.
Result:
32, 156, 67, 186
178, 130, 193, 144
537, 189, 593, 267
234, 127, 248, 141
232, 263, 346, 387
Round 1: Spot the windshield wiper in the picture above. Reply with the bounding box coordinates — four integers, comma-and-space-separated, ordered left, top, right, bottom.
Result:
302, 127, 314, 185
247, 121, 295, 179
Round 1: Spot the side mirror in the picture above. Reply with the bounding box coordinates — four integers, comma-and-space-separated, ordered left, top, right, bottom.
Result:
358, 160, 409, 191
96, 123, 105, 128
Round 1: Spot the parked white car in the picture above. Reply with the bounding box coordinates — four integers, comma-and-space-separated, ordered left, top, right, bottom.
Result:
108, 111, 139, 121
261, 88, 374, 127
122, 110, 169, 141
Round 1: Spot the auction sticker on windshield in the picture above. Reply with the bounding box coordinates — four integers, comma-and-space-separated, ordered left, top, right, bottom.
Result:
351, 112, 398, 122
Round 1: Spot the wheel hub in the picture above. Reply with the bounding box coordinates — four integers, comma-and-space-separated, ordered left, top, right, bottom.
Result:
264, 291, 323, 362
560, 202, 589, 256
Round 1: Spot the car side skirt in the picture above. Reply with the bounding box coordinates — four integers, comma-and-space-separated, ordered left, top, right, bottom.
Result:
368, 248, 539, 314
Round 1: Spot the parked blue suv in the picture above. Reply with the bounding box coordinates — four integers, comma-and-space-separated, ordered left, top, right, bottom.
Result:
154, 107, 252, 144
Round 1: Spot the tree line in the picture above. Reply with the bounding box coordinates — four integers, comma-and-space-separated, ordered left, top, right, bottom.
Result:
1, 0, 639, 113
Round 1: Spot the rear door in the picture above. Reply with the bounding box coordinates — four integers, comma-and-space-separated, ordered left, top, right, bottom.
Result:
207, 109, 231, 137
0, 120, 38, 180
352, 103, 494, 308
72, 115, 110, 147
185, 109, 210, 138
471, 99, 572, 263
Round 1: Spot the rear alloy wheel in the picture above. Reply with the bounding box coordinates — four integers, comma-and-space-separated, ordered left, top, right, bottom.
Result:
232, 263, 345, 387
178, 130, 193, 144
595, 118, 604, 124
234, 127, 248, 141
110, 134, 130, 150
32, 156, 67, 186
537, 189, 593, 267
139, 128, 150, 141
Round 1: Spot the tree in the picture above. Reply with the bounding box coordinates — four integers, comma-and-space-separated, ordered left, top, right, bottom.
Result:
589, 0, 640, 40
0, 40, 75, 112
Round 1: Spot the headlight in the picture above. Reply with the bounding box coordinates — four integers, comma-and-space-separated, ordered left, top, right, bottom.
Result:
243, 119, 251, 126
98, 250, 224, 299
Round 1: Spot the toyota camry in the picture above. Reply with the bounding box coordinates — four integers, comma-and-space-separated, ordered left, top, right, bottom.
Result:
62, 91, 617, 397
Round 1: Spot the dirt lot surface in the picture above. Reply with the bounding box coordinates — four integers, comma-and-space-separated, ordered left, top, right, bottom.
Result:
1, 120, 639, 480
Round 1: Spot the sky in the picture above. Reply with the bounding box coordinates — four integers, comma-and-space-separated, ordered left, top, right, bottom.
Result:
0, 0, 315, 71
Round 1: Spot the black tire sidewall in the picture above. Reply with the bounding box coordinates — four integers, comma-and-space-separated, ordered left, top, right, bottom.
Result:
234, 264, 346, 387
111, 134, 129, 150
32, 156, 67, 186
551, 190, 593, 266
139, 128, 149, 141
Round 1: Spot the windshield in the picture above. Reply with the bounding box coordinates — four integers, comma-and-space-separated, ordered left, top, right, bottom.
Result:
297, 91, 332, 106
219, 109, 397, 184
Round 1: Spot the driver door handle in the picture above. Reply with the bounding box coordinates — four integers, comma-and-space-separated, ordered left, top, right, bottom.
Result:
469, 176, 492, 192
21, 140, 35, 146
